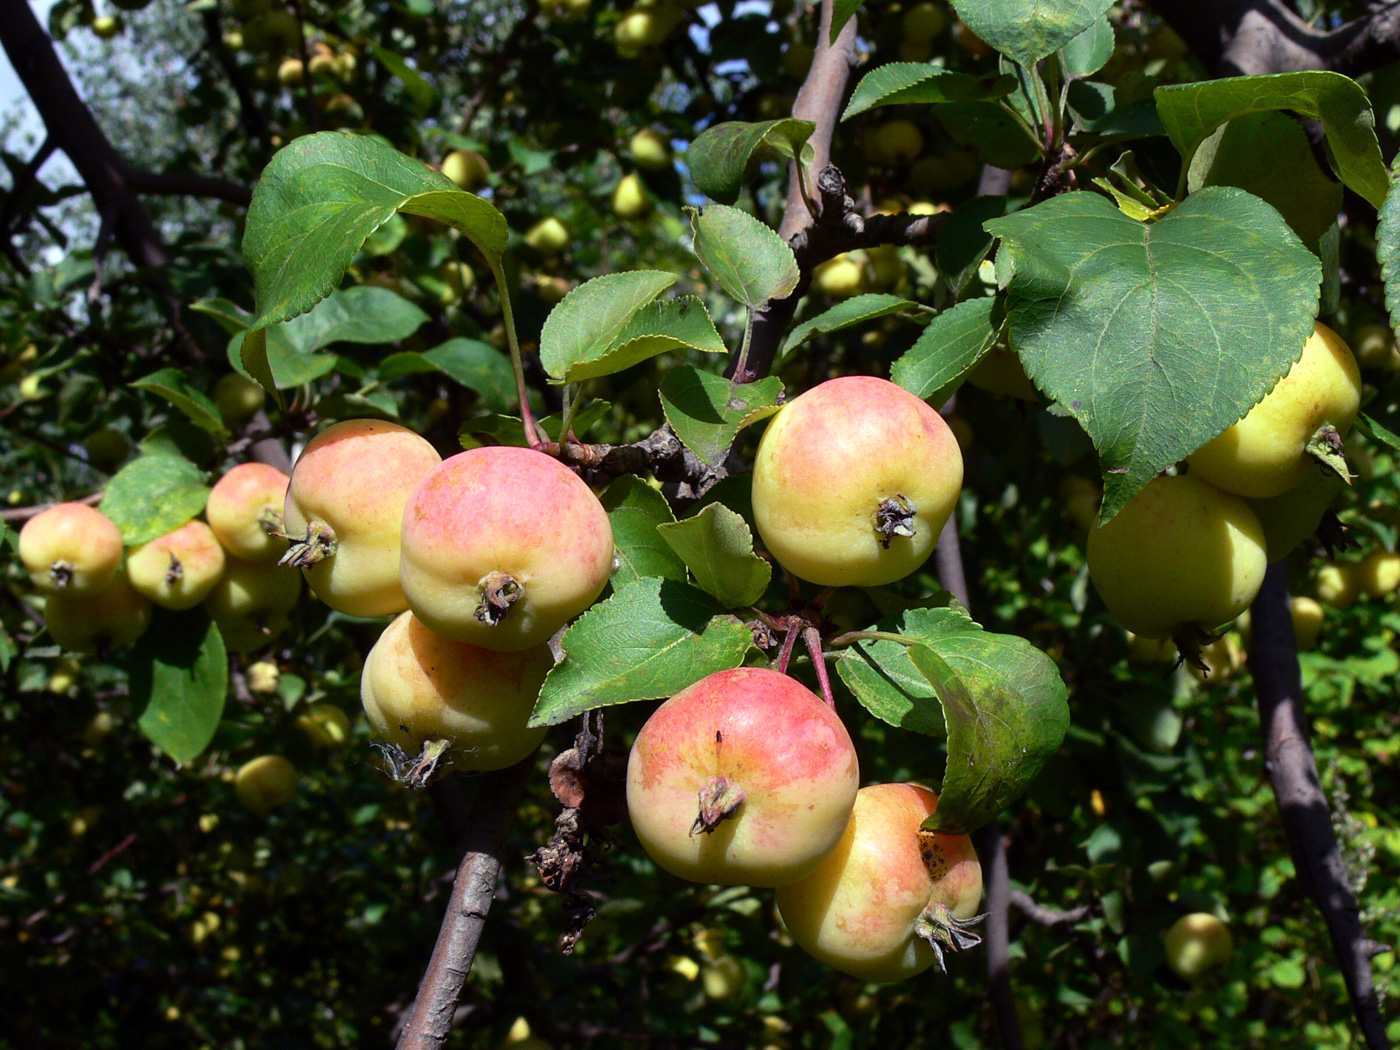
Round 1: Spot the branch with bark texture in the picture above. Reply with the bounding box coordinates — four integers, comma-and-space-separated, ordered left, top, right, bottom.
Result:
395, 758, 534, 1050
1247, 564, 1392, 1050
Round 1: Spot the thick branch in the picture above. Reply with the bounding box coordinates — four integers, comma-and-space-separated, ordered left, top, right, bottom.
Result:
396, 758, 534, 1050
1247, 563, 1391, 1050
973, 825, 1023, 1050
0, 137, 57, 243
128, 170, 252, 206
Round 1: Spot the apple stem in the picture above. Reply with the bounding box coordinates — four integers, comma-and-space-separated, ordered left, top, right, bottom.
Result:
803, 625, 835, 708
824, 628, 921, 650
488, 255, 540, 448
474, 571, 522, 627
690, 776, 746, 837
774, 618, 800, 673
278, 519, 336, 568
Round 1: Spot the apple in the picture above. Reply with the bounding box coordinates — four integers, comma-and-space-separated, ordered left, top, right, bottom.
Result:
399, 446, 614, 651
205, 558, 303, 653
206, 462, 291, 563
1351, 323, 1400, 372
776, 783, 984, 982
611, 173, 651, 220
246, 660, 280, 694
277, 57, 304, 86
126, 520, 227, 610
19, 502, 124, 595
1244, 469, 1343, 563
966, 348, 1040, 401
92, 15, 123, 39
629, 129, 672, 171
1314, 561, 1360, 608
614, 5, 681, 52
1189, 634, 1244, 684
45, 576, 154, 654
626, 667, 859, 887
952, 19, 992, 57
213, 373, 267, 429
436, 260, 476, 305
295, 703, 353, 748
902, 2, 947, 43
282, 419, 441, 618
360, 611, 550, 768
751, 376, 963, 587
909, 150, 978, 194
1186, 323, 1362, 499
234, 755, 299, 815
1163, 913, 1233, 980
540, 0, 591, 20
84, 427, 131, 472
1357, 549, 1400, 598
811, 254, 866, 298
1086, 474, 1267, 639
442, 149, 490, 192
524, 216, 570, 257
866, 120, 924, 167
863, 245, 904, 291
1290, 596, 1325, 650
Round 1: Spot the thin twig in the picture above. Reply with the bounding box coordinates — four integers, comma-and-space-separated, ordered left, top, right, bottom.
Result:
1, 491, 102, 525
1008, 889, 1091, 927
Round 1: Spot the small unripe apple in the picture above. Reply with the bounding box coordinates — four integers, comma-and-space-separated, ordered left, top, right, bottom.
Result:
213, 372, 267, 429
866, 120, 924, 167
615, 5, 680, 52
46, 576, 154, 653
308, 50, 339, 77
205, 558, 302, 653
627, 667, 859, 886
629, 128, 672, 171
1244, 469, 1343, 563
751, 376, 963, 587
611, 173, 652, 220
540, 0, 591, 20
701, 955, 746, 1000
1189, 634, 1244, 684
952, 19, 992, 57
234, 755, 299, 815
207, 462, 291, 563
277, 57, 304, 86
1187, 323, 1362, 499
901, 2, 947, 43
441, 149, 490, 192
84, 427, 131, 472
967, 348, 1040, 401
1357, 548, 1400, 598
436, 260, 476, 305
246, 660, 281, 693
295, 703, 353, 748
777, 783, 984, 982
811, 254, 866, 298
910, 150, 978, 193
361, 611, 551, 768
1314, 562, 1360, 608
524, 216, 571, 257
1291, 596, 1325, 650
400, 447, 614, 651
92, 14, 123, 39
223, 29, 245, 50
126, 520, 227, 610
863, 245, 904, 290
1351, 323, 1400, 372
282, 419, 441, 618
1163, 913, 1233, 980
19, 502, 124, 595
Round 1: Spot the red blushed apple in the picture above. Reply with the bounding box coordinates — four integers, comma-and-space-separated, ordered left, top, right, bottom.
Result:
399, 446, 614, 651
626, 667, 859, 887
360, 611, 551, 770
751, 376, 963, 587
19, 502, 124, 595
282, 420, 441, 618
126, 520, 227, 610
776, 783, 983, 982
206, 462, 290, 563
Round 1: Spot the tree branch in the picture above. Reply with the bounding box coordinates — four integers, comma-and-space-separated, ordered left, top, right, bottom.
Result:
395, 758, 534, 1050
1008, 890, 1091, 927
1247, 563, 1391, 1050
973, 824, 1023, 1050
128, 170, 252, 206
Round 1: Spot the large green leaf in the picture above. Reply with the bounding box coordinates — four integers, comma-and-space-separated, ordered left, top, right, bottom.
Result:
130, 368, 229, 440
1378, 162, 1400, 331
377, 338, 516, 410
949, 0, 1114, 69
1155, 72, 1388, 208
131, 610, 228, 765
658, 367, 783, 468
985, 188, 1321, 522
548, 295, 725, 384
843, 66, 1017, 120
241, 131, 507, 385
527, 577, 754, 727
100, 454, 210, 546
891, 296, 1002, 404
539, 270, 676, 381
831, 0, 864, 41
836, 607, 1069, 834
657, 503, 771, 609
600, 476, 687, 590
1061, 14, 1113, 78
782, 293, 931, 360
687, 120, 816, 205
689, 205, 799, 309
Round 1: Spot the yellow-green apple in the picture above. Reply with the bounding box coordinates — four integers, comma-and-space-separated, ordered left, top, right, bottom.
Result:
234, 755, 299, 815
126, 520, 227, 610
629, 129, 671, 171
205, 558, 302, 653
611, 173, 652, 219
1163, 913, 1233, 980
20, 502, 124, 595
213, 373, 266, 429
442, 149, 490, 192
524, 217, 570, 257
45, 576, 153, 653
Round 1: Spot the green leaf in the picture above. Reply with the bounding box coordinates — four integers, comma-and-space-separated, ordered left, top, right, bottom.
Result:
131, 610, 228, 765
1375, 162, 1400, 331
689, 205, 799, 309
130, 368, 230, 439
836, 616, 951, 738
576, 297, 727, 383
378, 338, 516, 410
950, 0, 1114, 68
936, 195, 1011, 296
367, 43, 438, 113
600, 476, 687, 589
831, 0, 864, 42
1061, 14, 1114, 78
986, 188, 1321, 522
935, 101, 1044, 169
891, 296, 1002, 404
100, 454, 210, 546
189, 297, 253, 335
658, 367, 783, 468
1155, 72, 1389, 208
657, 503, 771, 609
241, 131, 507, 377
528, 577, 754, 727
782, 293, 931, 359
538, 270, 680, 382
687, 120, 817, 205
842, 66, 1017, 120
